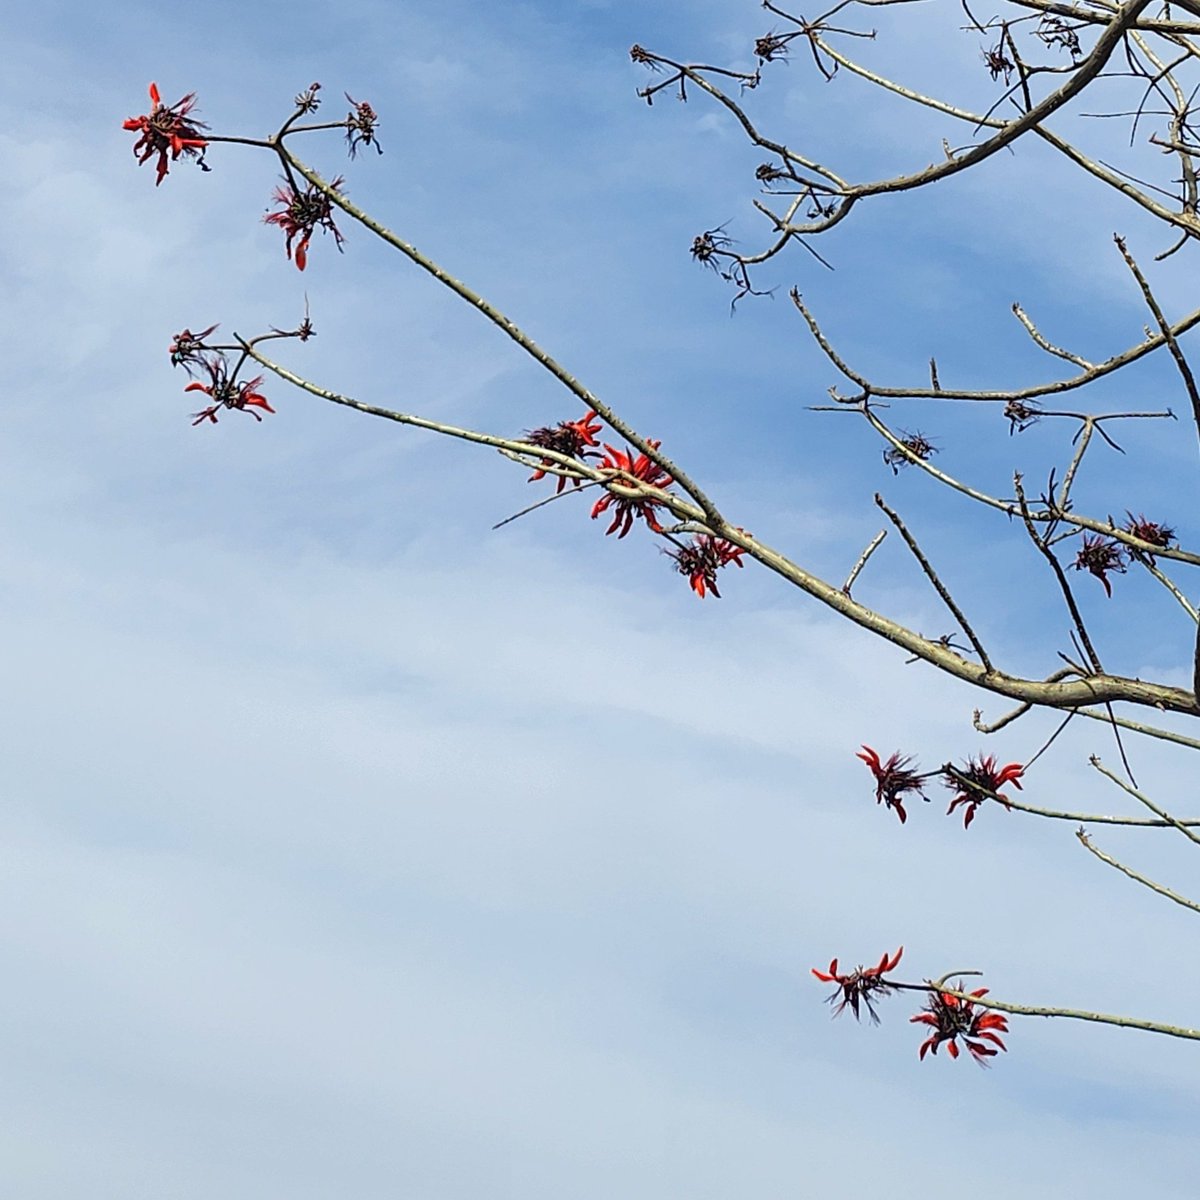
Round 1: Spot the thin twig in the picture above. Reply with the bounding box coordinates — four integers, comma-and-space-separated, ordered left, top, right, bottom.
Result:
1115, 233, 1200, 449
1077, 828, 1200, 913
874, 494, 993, 668
842, 530, 887, 595
1014, 474, 1104, 674
1090, 756, 1200, 845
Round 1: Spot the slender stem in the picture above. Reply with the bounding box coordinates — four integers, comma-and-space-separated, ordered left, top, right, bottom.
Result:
874, 494, 993, 668
1076, 828, 1200, 913
275, 148, 725, 531
842, 530, 887, 595
1090, 756, 1200, 845
923, 981, 1200, 1042
1115, 234, 1200, 450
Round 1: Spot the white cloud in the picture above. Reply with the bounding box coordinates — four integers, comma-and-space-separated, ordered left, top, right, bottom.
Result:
2, 2, 1199, 1195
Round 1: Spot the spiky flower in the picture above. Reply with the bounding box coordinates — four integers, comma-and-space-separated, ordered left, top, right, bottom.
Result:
911, 986, 1009, 1064
812, 948, 904, 1023
122, 82, 208, 186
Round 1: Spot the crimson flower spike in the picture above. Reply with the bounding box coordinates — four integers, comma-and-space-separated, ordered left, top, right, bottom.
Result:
811, 947, 904, 1023
122, 82, 209, 186
666, 533, 746, 598
911, 985, 1009, 1065
590, 441, 674, 537
1072, 533, 1128, 597
525, 410, 603, 493
184, 358, 275, 426
856, 746, 927, 824
264, 178, 346, 271
945, 755, 1024, 829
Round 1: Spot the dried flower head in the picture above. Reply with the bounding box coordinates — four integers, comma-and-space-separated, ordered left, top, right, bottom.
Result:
857, 746, 928, 825
122, 82, 209, 186
1004, 399, 1041, 434
812, 947, 904, 1023
983, 42, 1016, 82
691, 227, 732, 268
264, 178, 346, 271
666, 534, 746, 599
168, 324, 219, 373
944, 755, 1023, 828
882, 431, 937, 474
345, 94, 382, 157
294, 82, 323, 114
1036, 14, 1082, 57
911, 985, 1009, 1064
755, 162, 789, 183
755, 31, 796, 62
1073, 533, 1128, 598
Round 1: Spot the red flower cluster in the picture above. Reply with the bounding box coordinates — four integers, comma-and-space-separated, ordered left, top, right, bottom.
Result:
122, 83, 208, 186
1124, 512, 1175, 562
812, 947, 903, 1023
667, 534, 746, 598
183, 354, 275, 426
525, 411, 603, 493
1072, 533, 1128, 597
264, 178, 346, 270
911, 986, 1009, 1064
591, 441, 674, 537
857, 746, 927, 824
945, 755, 1023, 828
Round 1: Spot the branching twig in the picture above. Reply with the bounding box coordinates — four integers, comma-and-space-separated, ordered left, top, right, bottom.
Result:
1077, 827, 1200, 913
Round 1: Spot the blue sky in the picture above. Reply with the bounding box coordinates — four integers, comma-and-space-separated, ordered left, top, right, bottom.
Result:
3, 1, 1199, 1195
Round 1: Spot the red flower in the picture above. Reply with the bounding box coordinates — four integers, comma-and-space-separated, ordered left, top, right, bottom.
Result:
945, 755, 1023, 829
1072, 533, 1127, 597
911, 986, 1009, 1064
812, 947, 903, 1023
184, 356, 275, 425
857, 746, 927, 825
591, 441, 674, 537
122, 82, 208, 186
666, 534, 746, 598
525, 411, 603, 493
264, 178, 346, 271
1123, 512, 1175, 563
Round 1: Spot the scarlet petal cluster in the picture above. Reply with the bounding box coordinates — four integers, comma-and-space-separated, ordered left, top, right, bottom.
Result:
911, 986, 1009, 1064
525, 411, 603, 493
591, 441, 674, 537
1123, 512, 1175, 562
1072, 533, 1128, 597
185, 361, 275, 426
811, 947, 903, 1023
857, 746, 927, 824
264, 178, 346, 271
667, 534, 746, 598
945, 755, 1023, 829
122, 82, 208, 186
